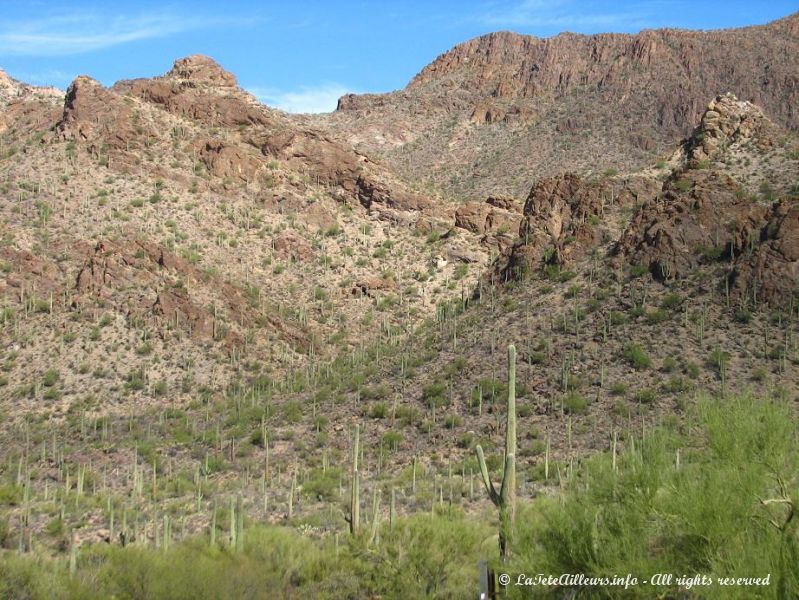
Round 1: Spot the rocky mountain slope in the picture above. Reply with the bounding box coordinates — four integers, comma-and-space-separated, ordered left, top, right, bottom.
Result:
308, 13, 799, 199
0, 55, 494, 420
0, 25, 797, 568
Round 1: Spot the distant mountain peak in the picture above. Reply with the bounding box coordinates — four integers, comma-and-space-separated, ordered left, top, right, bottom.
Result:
0, 67, 63, 107
165, 55, 238, 88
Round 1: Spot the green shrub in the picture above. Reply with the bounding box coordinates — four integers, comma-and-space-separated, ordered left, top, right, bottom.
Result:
368, 403, 389, 419
422, 381, 448, 408
282, 401, 302, 423
301, 467, 342, 501
646, 309, 670, 324
623, 344, 652, 370
610, 382, 628, 396
511, 395, 799, 599
563, 392, 588, 414
444, 415, 462, 429
634, 388, 657, 404
609, 311, 628, 326
42, 369, 59, 387
660, 293, 684, 310
382, 431, 403, 450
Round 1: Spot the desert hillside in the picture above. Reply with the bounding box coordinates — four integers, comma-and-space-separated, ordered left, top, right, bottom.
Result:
0, 14, 798, 599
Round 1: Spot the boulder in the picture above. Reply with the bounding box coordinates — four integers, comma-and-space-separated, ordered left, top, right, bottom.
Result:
273, 230, 315, 262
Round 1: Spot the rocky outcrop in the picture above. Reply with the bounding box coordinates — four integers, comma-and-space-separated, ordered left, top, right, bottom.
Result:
454, 203, 490, 233
0, 247, 64, 303
454, 197, 521, 235
618, 167, 799, 308
499, 174, 656, 277
273, 231, 315, 262
71, 240, 299, 346
259, 128, 363, 188
469, 102, 534, 125
351, 277, 397, 298
486, 196, 521, 211
326, 15, 799, 199
57, 76, 138, 148
51, 56, 437, 230
729, 200, 799, 308
683, 93, 774, 165
114, 56, 270, 128
355, 175, 433, 214
166, 55, 238, 88
198, 139, 264, 182
617, 170, 767, 280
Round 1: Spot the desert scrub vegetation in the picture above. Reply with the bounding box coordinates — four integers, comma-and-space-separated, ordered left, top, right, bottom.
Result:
509, 394, 799, 599
0, 395, 795, 599
0, 509, 491, 600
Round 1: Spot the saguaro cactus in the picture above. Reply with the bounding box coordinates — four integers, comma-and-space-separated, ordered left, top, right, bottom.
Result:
346, 423, 360, 535
475, 344, 517, 561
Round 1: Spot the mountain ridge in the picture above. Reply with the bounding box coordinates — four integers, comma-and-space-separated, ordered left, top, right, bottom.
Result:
318, 12, 798, 199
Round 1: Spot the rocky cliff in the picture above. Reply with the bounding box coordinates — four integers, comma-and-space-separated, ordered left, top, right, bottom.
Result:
312, 13, 799, 199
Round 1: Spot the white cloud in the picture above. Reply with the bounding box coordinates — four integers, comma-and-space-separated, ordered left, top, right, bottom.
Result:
0, 11, 244, 56
478, 0, 646, 29
249, 83, 356, 114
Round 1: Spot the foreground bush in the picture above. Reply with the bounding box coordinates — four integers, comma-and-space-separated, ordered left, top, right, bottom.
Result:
511, 395, 799, 599
0, 507, 492, 600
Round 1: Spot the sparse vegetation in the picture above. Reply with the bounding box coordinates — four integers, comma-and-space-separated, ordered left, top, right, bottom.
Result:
0, 23, 797, 600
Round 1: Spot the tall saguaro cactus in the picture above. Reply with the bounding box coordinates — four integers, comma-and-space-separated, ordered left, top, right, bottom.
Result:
346, 423, 360, 536
475, 344, 517, 561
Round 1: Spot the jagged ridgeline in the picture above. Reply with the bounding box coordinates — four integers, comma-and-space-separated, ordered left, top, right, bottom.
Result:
0, 12, 798, 600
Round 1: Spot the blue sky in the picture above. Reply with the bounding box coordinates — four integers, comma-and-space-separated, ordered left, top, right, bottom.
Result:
0, 1, 796, 113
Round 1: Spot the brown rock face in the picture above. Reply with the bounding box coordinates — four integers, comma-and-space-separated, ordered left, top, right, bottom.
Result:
616, 170, 767, 280
198, 140, 264, 182
730, 201, 799, 307
498, 173, 658, 279
109, 56, 269, 133
324, 14, 799, 199
260, 128, 362, 188
454, 203, 490, 233
469, 102, 533, 125
115, 72, 268, 129
70, 239, 302, 347
355, 175, 433, 214
617, 94, 797, 300
0, 247, 64, 302
409, 23, 799, 134
57, 76, 137, 147
618, 168, 799, 308
50, 56, 434, 231
352, 277, 397, 298
486, 196, 521, 212
454, 197, 521, 235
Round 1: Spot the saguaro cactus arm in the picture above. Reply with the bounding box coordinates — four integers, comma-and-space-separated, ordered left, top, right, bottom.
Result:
475, 445, 499, 505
